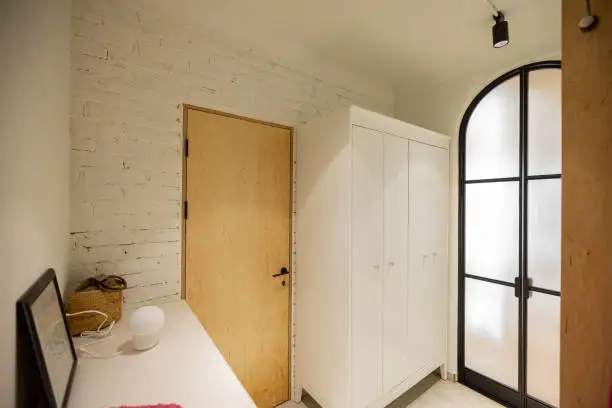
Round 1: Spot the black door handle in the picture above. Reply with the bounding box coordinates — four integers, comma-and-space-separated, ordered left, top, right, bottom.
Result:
272, 267, 290, 278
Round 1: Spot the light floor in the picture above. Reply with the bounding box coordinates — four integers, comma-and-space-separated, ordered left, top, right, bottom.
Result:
279, 380, 502, 408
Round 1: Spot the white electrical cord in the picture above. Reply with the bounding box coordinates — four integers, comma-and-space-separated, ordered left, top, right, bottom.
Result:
66, 310, 114, 338
485, 0, 500, 15
66, 310, 123, 359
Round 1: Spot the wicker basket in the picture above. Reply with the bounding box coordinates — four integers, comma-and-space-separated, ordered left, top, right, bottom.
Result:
65, 287, 123, 336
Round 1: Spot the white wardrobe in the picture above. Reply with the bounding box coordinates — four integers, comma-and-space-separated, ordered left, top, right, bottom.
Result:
296, 106, 450, 408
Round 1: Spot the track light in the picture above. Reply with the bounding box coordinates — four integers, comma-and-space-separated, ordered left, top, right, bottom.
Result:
492, 12, 509, 48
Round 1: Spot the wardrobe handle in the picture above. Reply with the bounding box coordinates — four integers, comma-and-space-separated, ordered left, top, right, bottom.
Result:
388, 261, 395, 267
373, 264, 381, 270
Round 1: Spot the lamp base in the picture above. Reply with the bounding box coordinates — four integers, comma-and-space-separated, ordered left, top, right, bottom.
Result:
579, 14, 599, 32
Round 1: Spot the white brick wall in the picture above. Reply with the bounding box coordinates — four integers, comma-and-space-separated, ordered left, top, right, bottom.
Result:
70, 0, 394, 307
70, 1, 394, 397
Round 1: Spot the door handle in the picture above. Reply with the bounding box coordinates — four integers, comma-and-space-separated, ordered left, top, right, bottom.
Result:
514, 277, 534, 298
272, 267, 290, 278
526, 277, 533, 298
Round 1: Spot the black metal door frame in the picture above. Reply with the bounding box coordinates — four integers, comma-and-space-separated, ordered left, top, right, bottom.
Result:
458, 60, 562, 408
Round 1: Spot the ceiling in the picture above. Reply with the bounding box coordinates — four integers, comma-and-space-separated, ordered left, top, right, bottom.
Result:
180, 0, 561, 88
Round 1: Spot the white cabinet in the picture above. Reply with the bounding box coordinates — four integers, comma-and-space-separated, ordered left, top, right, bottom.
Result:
296, 107, 450, 408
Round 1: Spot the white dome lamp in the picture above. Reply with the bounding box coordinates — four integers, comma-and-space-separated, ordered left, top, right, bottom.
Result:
129, 305, 165, 351
579, 0, 599, 32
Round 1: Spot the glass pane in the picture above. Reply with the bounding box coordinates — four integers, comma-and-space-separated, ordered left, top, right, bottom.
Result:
466, 182, 519, 282
466, 76, 520, 180
528, 293, 560, 407
528, 69, 562, 175
528, 179, 561, 291
465, 279, 519, 389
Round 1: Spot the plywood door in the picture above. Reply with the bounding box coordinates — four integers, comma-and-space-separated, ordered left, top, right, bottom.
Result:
382, 134, 410, 393
408, 141, 449, 370
351, 125, 384, 407
185, 108, 292, 408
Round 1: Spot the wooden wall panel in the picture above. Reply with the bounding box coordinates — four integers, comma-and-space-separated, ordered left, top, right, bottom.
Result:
561, 1, 612, 407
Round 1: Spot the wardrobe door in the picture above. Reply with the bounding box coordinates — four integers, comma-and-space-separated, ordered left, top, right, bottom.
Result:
351, 126, 384, 407
426, 144, 450, 367
382, 135, 410, 393
408, 141, 449, 372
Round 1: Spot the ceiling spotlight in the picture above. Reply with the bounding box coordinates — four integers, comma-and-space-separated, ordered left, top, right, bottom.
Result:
493, 12, 510, 48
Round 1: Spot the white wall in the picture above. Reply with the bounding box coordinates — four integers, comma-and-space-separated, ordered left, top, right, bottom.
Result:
396, 55, 561, 376
0, 0, 71, 405
69, 0, 395, 307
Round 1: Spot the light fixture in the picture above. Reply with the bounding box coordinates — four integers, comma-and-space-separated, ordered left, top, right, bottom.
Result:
130, 305, 165, 351
579, 0, 599, 32
493, 12, 510, 48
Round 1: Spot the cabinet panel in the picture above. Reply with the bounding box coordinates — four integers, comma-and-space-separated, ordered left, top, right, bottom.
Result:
351, 126, 383, 407
382, 135, 410, 393
408, 142, 449, 372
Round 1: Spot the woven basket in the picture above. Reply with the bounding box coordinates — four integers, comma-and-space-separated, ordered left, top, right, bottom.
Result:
65, 288, 123, 336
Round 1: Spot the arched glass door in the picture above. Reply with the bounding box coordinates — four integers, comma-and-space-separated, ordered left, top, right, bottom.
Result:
459, 61, 561, 408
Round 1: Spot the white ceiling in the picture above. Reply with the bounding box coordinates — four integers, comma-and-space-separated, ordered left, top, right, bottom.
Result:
182, 0, 561, 87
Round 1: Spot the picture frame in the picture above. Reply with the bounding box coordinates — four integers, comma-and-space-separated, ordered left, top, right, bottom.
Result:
17, 269, 77, 408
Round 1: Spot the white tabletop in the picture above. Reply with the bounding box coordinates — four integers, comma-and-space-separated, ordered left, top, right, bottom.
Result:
67, 301, 256, 408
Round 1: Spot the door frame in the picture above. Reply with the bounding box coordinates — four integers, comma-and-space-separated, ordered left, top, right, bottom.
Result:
458, 61, 562, 408
180, 103, 295, 402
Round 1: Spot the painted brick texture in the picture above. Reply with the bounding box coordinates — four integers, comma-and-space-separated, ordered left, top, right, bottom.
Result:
69, 0, 395, 308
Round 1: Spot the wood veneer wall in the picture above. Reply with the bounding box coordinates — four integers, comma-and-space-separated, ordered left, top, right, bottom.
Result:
561, 0, 612, 406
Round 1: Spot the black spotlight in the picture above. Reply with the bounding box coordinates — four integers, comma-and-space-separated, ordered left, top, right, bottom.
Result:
492, 12, 509, 48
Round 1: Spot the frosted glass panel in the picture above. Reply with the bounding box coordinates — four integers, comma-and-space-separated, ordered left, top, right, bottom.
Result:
528, 293, 560, 407
528, 179, 561, 291
466, 182, 519, 282
466, 76, 520, 180
465, 279, 518, 389
528, 69, 562, 175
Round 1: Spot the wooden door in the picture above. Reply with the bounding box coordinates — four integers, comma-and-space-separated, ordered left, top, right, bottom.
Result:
184, 107, 292, 408
351, 125, 384, 407
408, 141, 449, 370
382, 134, 410, 393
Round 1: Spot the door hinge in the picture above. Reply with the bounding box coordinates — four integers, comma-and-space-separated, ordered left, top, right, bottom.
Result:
184, 139, 189, 158
184, 201, 188, 220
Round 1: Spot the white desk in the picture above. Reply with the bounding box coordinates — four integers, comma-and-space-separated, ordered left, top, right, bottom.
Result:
68, 301, 256, 408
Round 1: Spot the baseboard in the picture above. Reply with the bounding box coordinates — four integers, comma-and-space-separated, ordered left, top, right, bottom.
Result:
370, 362, 443, 408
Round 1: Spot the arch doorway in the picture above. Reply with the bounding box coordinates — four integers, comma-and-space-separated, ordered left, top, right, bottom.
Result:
458, 61, 561, 408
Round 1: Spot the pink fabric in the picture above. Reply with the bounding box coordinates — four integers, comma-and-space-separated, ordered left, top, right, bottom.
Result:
116, 405, 182, 408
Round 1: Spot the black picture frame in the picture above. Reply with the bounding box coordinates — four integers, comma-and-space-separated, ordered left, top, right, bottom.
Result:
17, 269, 77, 408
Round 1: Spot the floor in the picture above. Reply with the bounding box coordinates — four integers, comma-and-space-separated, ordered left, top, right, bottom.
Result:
279, 380, 502, 408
